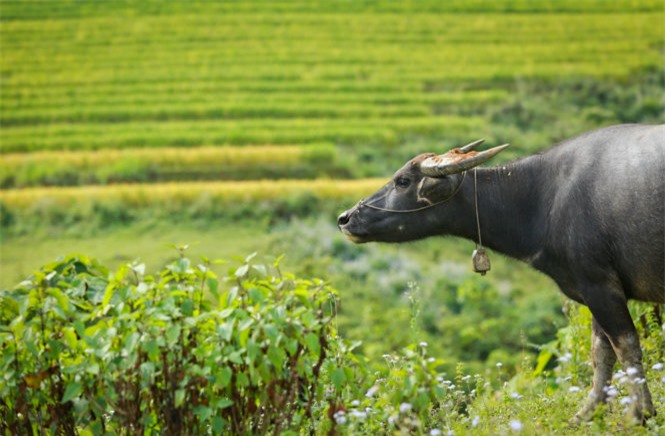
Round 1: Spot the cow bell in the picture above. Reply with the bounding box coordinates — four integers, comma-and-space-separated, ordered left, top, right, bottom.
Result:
472, 247, 491, 275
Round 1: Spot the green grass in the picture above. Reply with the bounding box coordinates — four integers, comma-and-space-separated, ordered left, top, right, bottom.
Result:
0, 222, 267, 290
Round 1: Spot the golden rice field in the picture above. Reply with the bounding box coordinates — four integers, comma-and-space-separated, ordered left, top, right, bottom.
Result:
0, 178, 384, 210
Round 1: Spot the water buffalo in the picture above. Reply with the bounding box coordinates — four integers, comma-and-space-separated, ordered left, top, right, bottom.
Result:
338, 124, 664, 423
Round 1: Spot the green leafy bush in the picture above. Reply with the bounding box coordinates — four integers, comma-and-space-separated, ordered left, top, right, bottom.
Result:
0, 251, 339, 434
2, 249, 663, 435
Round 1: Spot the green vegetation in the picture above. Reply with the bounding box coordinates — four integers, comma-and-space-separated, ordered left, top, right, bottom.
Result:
1, 0, 664, 433
1, 253, 663, 434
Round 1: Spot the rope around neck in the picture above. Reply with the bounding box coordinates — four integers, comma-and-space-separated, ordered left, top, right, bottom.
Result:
358, 171, 467, 213
474, 168, 483, 248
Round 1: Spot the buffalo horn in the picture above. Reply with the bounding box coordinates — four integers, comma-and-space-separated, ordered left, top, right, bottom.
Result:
420, 143, 510, 177
459, 138, 485, 153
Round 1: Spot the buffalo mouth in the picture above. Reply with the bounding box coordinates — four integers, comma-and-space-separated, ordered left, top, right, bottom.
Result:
340, 226, 368, 244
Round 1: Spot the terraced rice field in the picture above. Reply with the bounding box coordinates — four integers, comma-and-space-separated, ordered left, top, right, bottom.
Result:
1, 0, 663, 218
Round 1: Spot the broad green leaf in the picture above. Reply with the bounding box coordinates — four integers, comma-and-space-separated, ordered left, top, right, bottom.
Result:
63, 327, 78, 350
123, 332, 140, 353
207, 276, 219, 299
234, 264, 249, 278
194, 405, 212, 421
62, 382, 82, 403
216, 398, 233, 409
331, 368, 346, 389
534, 349, 554, 375
305, 333, 320, 356
248, 287, 264, 304
286, 338, 299, 356
212, 416, 226, 433
145, 339, 160, 361
251, 264, 267, 277
46, 288, 69, 314
217, 320, 235, 342
175, 389, 186, 407
166, 325, 180, 346
85, 363, 100, 376
267, 345, 285, 369
215, 367, 232, 388
238, 318, 253, 333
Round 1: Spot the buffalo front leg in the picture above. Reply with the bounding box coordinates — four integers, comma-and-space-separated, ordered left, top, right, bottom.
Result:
573, 318, 617, 422
582, 287, 655, 423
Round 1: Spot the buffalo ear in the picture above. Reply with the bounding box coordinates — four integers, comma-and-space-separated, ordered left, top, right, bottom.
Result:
416, 177, 453, 205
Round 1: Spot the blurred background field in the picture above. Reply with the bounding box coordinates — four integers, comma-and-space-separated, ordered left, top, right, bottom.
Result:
1, 0, 664, 426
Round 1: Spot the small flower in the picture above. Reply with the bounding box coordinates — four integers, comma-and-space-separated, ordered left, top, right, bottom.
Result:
496, 362, 503, 368
462, 375, 471, 381
510, 392, 523, 399
428, 357, 436, 363
652, 362, 663, 371
349, 409, 367, 420
399, 402, 412, 414
620, 396, 633, 405
351, 400, 360, 407
429, 430, 442, 436
419, 341, 428, 347
509, 419, 523, 431
365, 386, 379, 398
558, 352, 572, 363
605, 386, 619, 398
613, 370, 626, 379
334, 410, 347, 425
472, 415, 480, 427
626, 367, 639, 376
568, 386, 580, 393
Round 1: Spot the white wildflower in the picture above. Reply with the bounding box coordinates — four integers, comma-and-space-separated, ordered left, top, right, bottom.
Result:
652, 362, 663, 371
349, 409, 367, 420
334, 410, 347, 425
605, 386, 619, 398
496, 362, 503, 368
509, 419, 523, 431
626, 367, 639, 376
620, 396, 633, 405
399, 402, 412, 414
365, 386, 379, 398
472, 415, 480, 427
510, 392, 523, 399
351, 400, 360, 407
429, 430, 442, 436
568, 386, 580, 393
428, 357, 436, 363
419, 341, 428, 347
558, 352, 572, 363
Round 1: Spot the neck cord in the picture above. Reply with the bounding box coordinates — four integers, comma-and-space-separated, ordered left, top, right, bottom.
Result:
474, 168, 483, 248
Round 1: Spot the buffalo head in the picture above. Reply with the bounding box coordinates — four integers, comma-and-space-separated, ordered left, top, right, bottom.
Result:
337, 140, 509, 243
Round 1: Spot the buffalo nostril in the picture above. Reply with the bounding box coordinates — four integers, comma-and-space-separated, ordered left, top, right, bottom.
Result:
337, 211, 351, 227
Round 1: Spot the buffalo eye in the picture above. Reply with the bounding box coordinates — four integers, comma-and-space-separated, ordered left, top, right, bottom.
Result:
395, 176, 411, 189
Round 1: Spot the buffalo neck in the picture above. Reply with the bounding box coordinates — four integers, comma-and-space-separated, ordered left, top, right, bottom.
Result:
448, 156, 547, 264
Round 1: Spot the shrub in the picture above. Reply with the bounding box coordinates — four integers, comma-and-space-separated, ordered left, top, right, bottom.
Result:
0, 251, 340, 434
